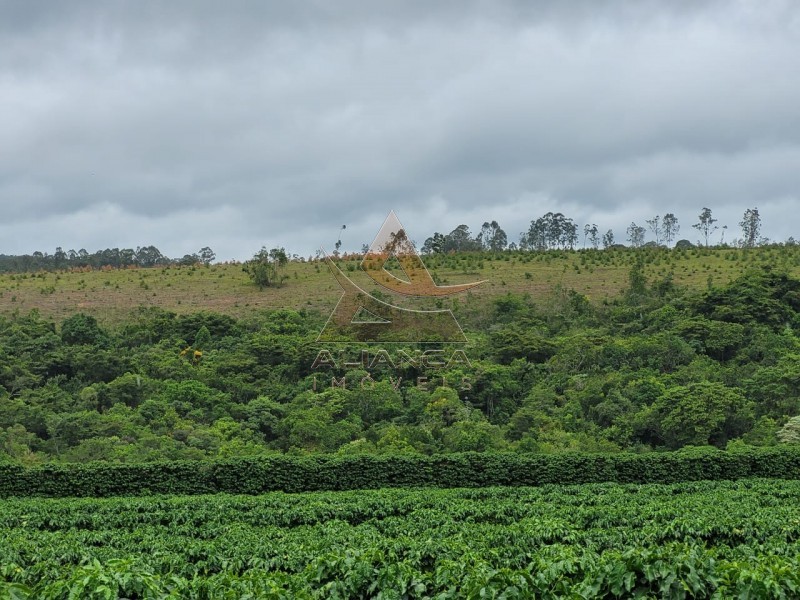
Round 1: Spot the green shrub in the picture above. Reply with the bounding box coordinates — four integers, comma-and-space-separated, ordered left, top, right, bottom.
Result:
2, 446, 799, 498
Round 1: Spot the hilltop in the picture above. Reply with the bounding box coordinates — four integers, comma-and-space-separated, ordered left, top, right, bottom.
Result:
1, 245, 799, 325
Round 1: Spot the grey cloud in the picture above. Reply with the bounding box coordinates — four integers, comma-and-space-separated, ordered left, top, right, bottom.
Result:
0, 0, 798, 258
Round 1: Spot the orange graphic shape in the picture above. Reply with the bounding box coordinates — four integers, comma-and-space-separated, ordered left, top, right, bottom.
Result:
317, 251, 467, 343
361, 211, 484, 297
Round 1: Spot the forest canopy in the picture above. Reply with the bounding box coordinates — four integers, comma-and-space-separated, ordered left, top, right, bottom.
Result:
1, 264, 800, 465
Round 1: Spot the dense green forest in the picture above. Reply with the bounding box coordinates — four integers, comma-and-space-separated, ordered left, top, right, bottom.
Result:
2, 256, 800, 465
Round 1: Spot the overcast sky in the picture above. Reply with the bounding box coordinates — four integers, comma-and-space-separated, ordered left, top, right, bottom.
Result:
1, 0, 799, 260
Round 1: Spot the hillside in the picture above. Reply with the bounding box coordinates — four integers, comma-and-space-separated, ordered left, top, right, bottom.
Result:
2, 245, 799, 325
2, 242, 800, 464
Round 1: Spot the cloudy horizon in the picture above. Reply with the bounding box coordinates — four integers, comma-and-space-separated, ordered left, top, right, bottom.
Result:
1, 1, 799, 261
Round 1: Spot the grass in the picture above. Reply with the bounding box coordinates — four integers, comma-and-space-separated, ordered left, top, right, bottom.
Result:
1, 245, 799, 326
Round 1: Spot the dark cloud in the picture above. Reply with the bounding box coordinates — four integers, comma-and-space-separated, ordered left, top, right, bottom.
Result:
1, 0, 799, 259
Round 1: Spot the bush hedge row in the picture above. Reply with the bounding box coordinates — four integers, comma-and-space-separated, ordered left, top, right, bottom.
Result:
2, 447, 800, 498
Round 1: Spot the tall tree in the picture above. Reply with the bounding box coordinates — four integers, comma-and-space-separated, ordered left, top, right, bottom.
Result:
662, 213, 680, 247
53, 247, 67, 269
443, 225, 480, 252
693, 208, 718, 247
135, 246, 167, 268
626, 222, 646, 248
561, 219, 578, 249
646, 216, 662, 246
120, 248, 136, 267
521, 213, 577, 250
602, 229, 615, 249
583, 224, 599, 249
421, 232, 446, 255
520, 217, 547, 251
198, 247, 216, 266
739, 207, 761, 248
477, 221, 508, 251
